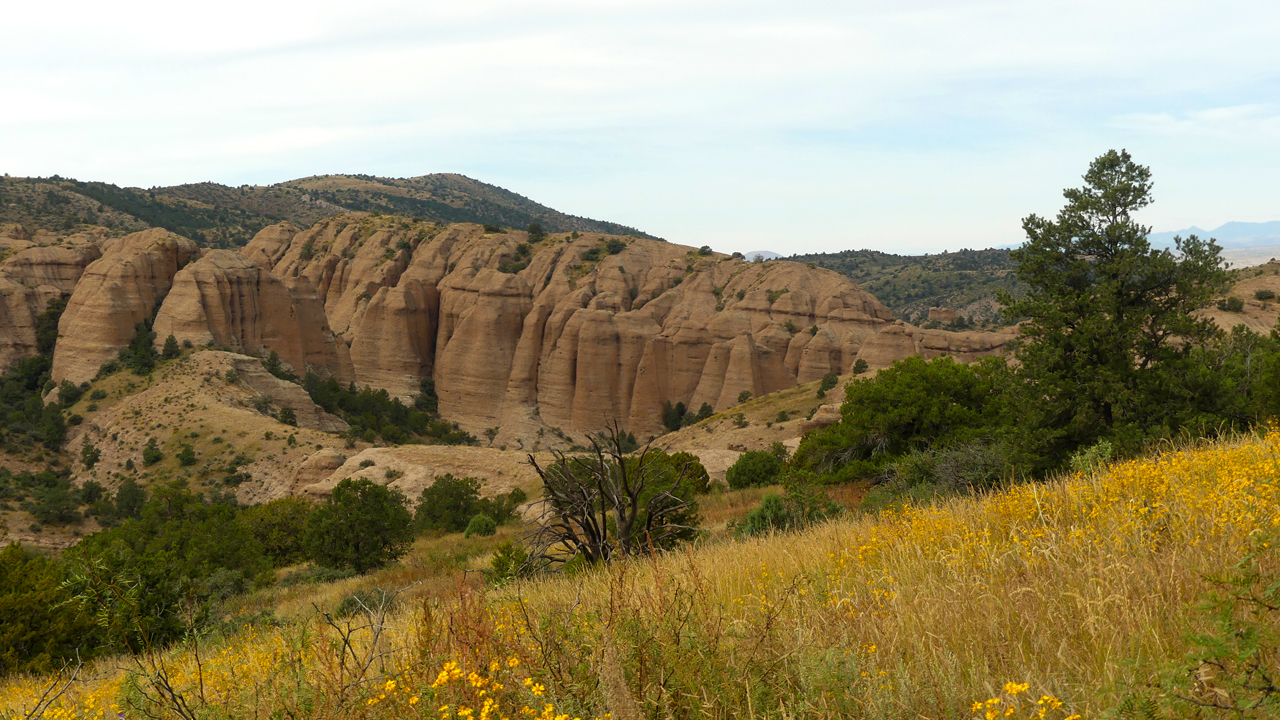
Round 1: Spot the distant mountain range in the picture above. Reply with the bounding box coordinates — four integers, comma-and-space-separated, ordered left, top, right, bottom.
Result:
0, 173, 652, 247
1148, 221, 1280, 249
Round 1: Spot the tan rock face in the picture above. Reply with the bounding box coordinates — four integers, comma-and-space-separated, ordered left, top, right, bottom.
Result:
0, 238, 103, 369
7, 213, 1012, 448
197, 214, 1013, 444
152, 251, 353, 381
854, 321, 1011, 369
51, 229, 200, 385
217, 353, 350, 434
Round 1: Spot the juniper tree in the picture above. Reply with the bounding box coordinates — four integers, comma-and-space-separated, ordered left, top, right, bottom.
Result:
1001, 149, 1230, 454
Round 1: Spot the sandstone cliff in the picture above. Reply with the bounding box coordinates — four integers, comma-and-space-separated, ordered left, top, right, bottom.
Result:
153, 250, 354, 381
228, 214, 1009, 441
0, 229, 105, 369
0, 215, 1012, 445
51, 229, 200, 385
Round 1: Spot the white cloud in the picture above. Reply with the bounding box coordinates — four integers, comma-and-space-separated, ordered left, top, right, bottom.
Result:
1, 0, 1278, 253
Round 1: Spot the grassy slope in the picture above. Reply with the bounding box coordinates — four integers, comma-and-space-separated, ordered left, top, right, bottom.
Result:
7, 429, 1278, 718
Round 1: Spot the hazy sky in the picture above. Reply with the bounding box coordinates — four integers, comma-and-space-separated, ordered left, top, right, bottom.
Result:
2, 0, 1277, 254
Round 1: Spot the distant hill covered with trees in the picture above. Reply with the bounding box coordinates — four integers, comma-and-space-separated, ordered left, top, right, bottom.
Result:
0, 173, 652, 248
786, 247, 1025, 326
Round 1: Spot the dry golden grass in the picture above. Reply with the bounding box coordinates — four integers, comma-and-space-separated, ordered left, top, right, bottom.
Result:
6, 430, 1280, 719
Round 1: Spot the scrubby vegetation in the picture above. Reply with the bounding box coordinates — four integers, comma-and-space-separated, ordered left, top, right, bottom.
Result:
302, 374, 477, 446
787, 245, 1023, 324
7, 427, 1280, 718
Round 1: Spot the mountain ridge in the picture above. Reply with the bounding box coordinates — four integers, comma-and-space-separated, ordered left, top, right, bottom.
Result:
0, 173, 653, 248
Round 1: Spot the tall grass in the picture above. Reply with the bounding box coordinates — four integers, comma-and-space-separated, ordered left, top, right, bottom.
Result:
5, 430, 1280, 719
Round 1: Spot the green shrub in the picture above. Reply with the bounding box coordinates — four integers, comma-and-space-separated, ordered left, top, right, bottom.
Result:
141, 437, 163, 466
1255, 289, 1275, 301
119, 321, 157, 375
726, 450, 784, 489
819, 372, 839, 395
526, 222, 545, 243
176, 443, 197, 467
304, 478, 414, 574
734, 474, 842, 538
605, 238, 626, 255
464, 513, 497, 538
853, 358, 869, 375
0, 543, 102, 674
413, 472, 479, 531
243, 497, 313, 567
57, 380, 85, 406
278, 406, 297, 426
1217, 296, 1245, 312
488, 540, 529, 584
279, 565, 355, 587
737, 390, 751, 404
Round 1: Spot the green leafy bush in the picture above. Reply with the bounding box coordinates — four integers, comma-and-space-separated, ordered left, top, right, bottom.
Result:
415, 474, 482, 533
726, 450, 784, 489
303, 373, 475, 446
488, 540, 529, 584
142, 437, 163, 466
304, 478, 414, 574
0, 543, 101, 674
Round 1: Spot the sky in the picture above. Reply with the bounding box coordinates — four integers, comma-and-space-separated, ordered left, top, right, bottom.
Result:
2, 0, 1278, 255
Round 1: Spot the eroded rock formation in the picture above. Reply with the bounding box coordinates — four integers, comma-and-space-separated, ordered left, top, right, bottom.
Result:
0, 230, 105, 368
0, 215, 1012, 444
52, 229, 200, 385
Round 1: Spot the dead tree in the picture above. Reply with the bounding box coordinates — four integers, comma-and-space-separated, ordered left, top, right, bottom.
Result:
526, 424, 701, 570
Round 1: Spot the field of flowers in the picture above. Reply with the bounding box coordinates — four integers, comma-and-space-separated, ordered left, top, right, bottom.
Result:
4, 429, 1279, 719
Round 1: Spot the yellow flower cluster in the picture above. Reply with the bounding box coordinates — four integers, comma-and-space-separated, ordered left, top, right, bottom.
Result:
971, 681, 1079, 720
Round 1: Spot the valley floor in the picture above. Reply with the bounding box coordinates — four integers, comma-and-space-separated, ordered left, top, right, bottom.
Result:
6, 430, 1280, 719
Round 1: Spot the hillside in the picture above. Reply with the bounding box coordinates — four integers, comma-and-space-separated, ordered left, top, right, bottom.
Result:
0, 173, 651, 248
786, 247, 1025, 326
6, 429, 1277, 718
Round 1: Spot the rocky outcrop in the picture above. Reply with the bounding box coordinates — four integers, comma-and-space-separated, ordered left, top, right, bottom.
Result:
3, 213, 1014, 445
854, 321, 1013, 368
291, 448, 347, 493
208, 214, 1014, 442
51, 229, 200, 385
0, 236, 104, 369
300, 445, 539, 501
152, 251, 354, 381
928, 307, 958, 324
215, 353, 350, 433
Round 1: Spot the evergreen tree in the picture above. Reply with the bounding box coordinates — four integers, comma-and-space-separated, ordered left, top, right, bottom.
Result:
1002, 149, 1230, 455
161, 334, 181, 359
